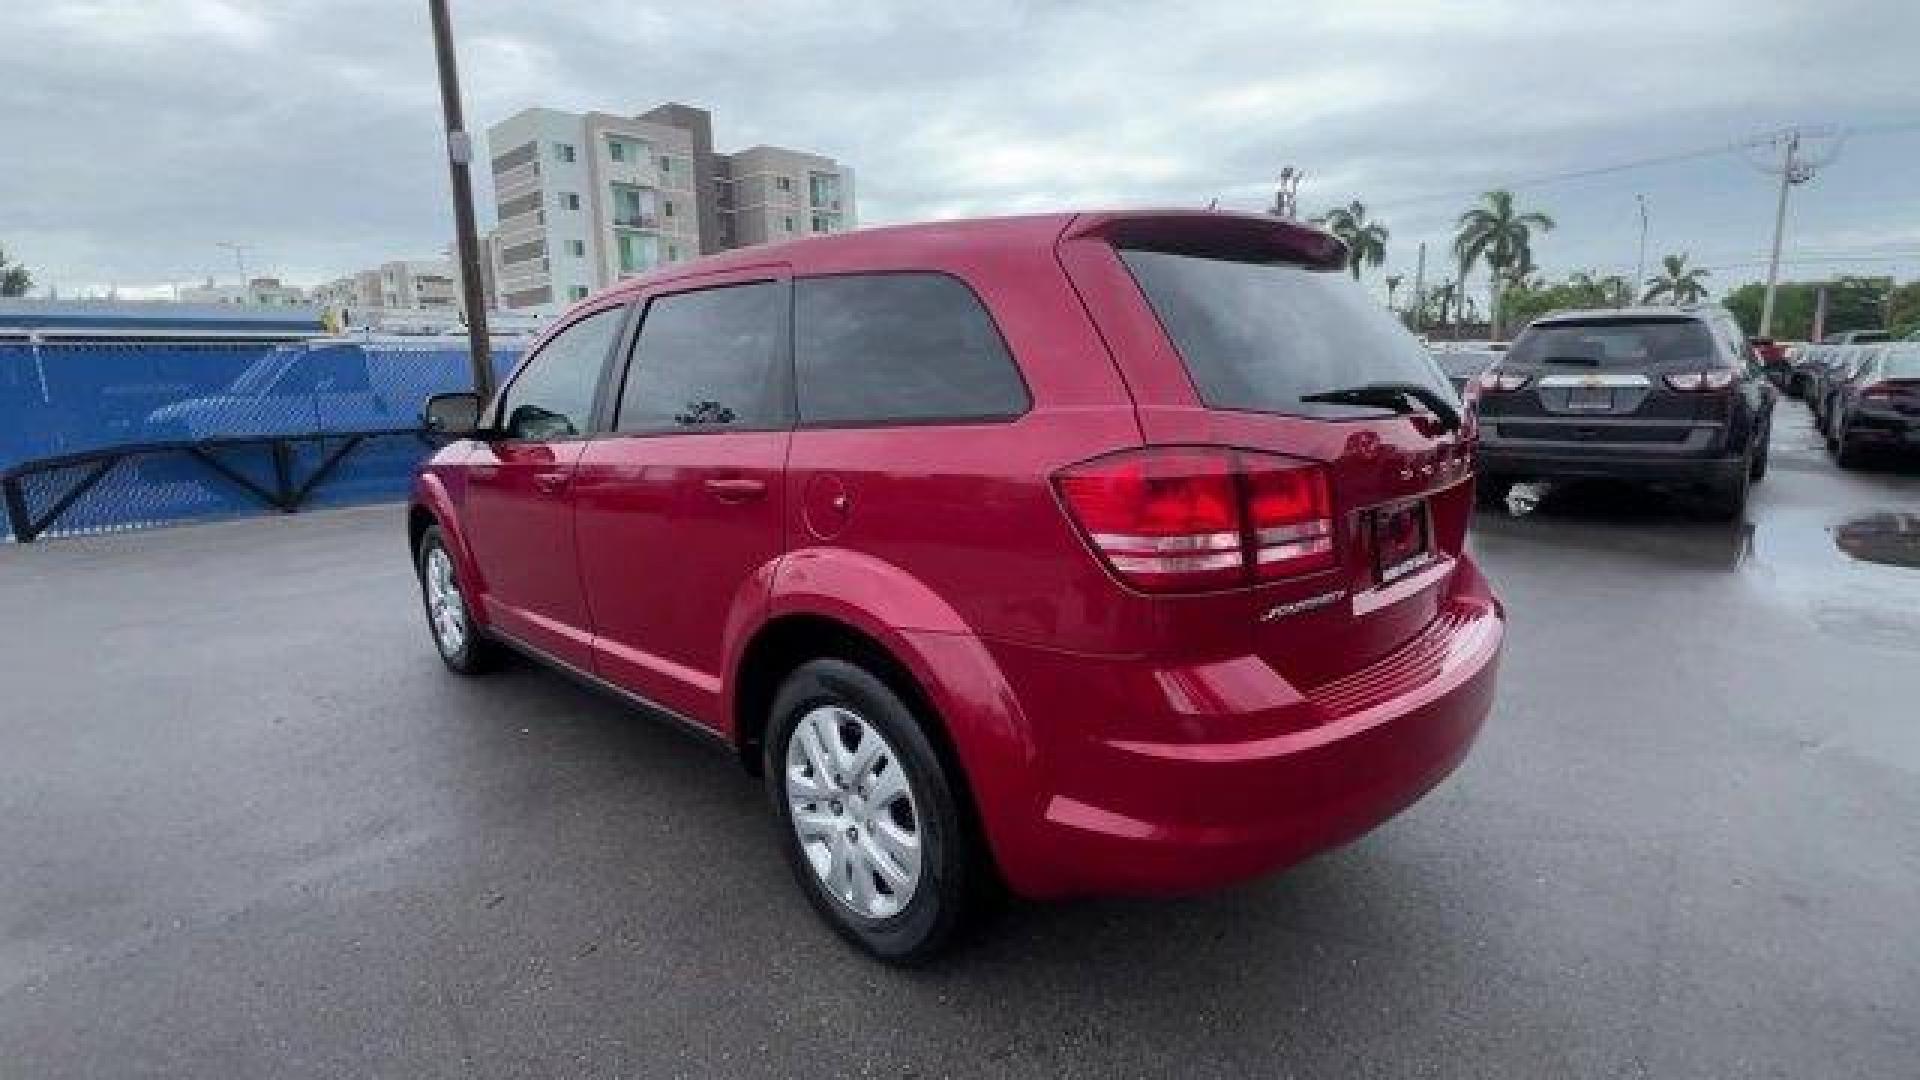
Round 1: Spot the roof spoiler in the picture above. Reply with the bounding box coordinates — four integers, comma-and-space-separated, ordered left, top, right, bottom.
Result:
1061, 209, 1348, 272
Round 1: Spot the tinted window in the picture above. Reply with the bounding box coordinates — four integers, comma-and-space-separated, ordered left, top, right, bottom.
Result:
1119, 249, 1449, 419
616, 281, 786, 433
1508, 319, 1717, 369
794, 273, 1028, 426
1883, 346, 1920, 379
499, 305, 625, 439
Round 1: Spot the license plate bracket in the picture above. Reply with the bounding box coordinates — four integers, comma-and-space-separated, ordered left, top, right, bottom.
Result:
1566, 385, 1614, 411
1372, 501, 1432, 584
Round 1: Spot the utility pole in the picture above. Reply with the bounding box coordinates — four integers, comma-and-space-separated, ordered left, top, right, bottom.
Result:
1412, 242, 1428, 332
1744, 125, 1842, 338
428, 0, 494, 399
215, 242, 250, 294
1633, 195, 1648, 307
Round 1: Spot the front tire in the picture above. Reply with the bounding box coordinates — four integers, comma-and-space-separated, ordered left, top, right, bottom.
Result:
417, 524, 499, 675
764, 657, 974, 964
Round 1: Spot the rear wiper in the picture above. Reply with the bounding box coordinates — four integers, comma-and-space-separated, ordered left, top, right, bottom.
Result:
1299, 381, 1460, 432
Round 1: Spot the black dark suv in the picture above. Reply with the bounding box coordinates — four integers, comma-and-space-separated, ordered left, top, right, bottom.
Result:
1473, 306, 1776, 519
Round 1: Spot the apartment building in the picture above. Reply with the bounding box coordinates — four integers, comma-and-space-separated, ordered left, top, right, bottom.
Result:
484, 103, 856, 310
719, 146, 856, 248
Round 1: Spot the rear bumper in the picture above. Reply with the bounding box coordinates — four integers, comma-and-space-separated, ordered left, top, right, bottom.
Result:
1478, 423, 1744, 485
1844, 407, 1920, 443
966, 557, 1503, 899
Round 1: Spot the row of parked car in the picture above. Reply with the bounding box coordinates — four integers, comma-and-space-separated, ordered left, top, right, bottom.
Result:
1431, 319, 1918, 512
1783, 334, 1920, 467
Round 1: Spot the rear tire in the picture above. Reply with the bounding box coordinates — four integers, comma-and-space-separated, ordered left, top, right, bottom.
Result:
417, 525, 500, 676
1705, 461, 1750, 522
764, 657, 975, 964
1749, 426, 1770, 483
1835, 421, 1863, 470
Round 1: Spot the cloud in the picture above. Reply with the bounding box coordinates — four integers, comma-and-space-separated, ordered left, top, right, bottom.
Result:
1, 0, 1915, 296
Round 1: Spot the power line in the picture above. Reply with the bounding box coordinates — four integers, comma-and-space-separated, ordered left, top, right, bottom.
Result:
1371, 120, 1919, 212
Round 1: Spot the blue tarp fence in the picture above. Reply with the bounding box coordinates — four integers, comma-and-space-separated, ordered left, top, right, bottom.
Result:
0, 338, 523, 541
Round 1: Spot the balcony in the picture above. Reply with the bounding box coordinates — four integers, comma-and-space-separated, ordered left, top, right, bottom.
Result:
613, 213, 659, 230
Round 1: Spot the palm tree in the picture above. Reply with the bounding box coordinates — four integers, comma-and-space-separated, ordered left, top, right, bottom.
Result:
1385, 274, 1404, 311
1453, 190, 1556, 337
1313, 200, 1389, 280
1642, 253, 1710, 305
0, 245, 31, 297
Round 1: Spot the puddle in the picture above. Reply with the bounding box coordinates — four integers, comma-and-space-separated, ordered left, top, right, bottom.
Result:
1833, 512, 1920, 569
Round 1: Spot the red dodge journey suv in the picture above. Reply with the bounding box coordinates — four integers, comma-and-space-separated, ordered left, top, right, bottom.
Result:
410, 210, 1504, 962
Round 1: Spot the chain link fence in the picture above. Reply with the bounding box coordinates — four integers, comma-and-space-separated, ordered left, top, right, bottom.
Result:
1, 338, 523, 542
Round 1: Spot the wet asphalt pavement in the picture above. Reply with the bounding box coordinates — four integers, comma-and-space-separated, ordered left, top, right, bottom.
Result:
3, 405, 1917, 1079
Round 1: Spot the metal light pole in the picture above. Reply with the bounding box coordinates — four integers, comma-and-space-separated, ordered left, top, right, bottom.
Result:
1412, 242, 1427, 332
1633, 195, 1647, 307
428, 0, 494, 399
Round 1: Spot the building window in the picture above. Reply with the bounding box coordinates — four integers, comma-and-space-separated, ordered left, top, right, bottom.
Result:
811, 213, 831, 233
664, 199, 675, 218
612, 183, 658, 228
570, 286, 589, 301
561, 192, 581, 211
776, 176, 793, 192
667, 243, 680, 261
783, 216, 795, 233
570, 239, 586, 258
554, 142, 576, 163
659, 155, 672, 172
609, 139, 627, 163
809, 172, 840, 208
617, 231, 661, 274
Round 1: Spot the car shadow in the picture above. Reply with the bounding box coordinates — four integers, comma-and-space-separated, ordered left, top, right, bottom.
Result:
1469, 479, 1756, 573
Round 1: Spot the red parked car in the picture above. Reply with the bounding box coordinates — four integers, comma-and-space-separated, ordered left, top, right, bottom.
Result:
410, 210, 1505, 962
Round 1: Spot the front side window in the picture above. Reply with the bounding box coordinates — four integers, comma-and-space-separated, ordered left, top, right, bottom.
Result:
616, 282, 787, 433
498, 305, 625, 439
1121, 248, 1449, 419
794, 273, 1028, 426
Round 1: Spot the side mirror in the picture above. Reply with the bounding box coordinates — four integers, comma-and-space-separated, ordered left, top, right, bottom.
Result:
423, 391, 483, 435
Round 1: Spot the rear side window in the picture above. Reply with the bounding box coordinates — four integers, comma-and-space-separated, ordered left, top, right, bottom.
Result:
1508, 319, 1716, 368
1118, 249, 1449, 419
616, 281, 787, 433
794, 273, 1028, 426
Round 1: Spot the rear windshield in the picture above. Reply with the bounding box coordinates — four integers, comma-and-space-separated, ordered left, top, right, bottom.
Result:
1883, 348, 1920, 379
1508, 319, 1715, 368
1119, 248, 1451, 419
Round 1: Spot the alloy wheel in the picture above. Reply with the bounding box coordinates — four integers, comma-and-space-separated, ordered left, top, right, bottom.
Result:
423, 546, 467, 656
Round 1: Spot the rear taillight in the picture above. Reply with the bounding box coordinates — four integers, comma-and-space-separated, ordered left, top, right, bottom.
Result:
1664, 368, 1737, 392
1054, 447, 1335, 593
1476, 368, 1531, 392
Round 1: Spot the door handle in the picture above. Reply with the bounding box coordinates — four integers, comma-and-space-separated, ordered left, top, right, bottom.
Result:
703, 476, 767, 502
532, 471, 570, 495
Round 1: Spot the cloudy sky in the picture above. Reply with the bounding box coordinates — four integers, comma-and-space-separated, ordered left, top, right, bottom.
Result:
4, 0, 1917, 301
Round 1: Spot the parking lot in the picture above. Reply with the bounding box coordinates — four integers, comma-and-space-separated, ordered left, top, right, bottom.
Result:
2, 404, 1916, 1078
